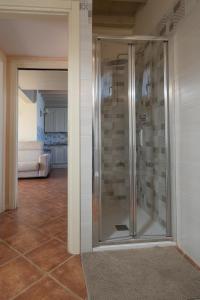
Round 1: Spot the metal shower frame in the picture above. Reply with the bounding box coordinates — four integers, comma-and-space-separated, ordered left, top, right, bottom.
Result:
92, 36, 172, 247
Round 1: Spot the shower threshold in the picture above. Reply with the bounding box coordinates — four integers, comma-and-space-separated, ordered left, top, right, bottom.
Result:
93, 239, 175, 252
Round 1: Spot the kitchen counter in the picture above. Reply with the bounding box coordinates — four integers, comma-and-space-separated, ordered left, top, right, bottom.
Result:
45, 143, 67, 146
44, 144, 68, 167
44, 143, 67, 151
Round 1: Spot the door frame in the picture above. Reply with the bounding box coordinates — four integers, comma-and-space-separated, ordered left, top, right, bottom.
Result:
92, 36, 172, 247
2, 0, 80, 254
7, 58, 68, 207
0, 50, 6, 214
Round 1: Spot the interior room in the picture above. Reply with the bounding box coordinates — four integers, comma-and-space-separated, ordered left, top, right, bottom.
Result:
18, 69, 68, 179
0, 0, 200, 299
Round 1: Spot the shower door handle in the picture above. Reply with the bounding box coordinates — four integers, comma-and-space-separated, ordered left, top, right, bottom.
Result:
139, 129, 143, 147
109, 86, 112, 96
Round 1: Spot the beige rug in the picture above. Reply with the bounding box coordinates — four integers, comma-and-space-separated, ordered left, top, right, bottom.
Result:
82, 247, 200, 300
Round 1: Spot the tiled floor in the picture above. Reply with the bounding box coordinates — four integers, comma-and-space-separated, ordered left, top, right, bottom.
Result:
0, 169, 87, 300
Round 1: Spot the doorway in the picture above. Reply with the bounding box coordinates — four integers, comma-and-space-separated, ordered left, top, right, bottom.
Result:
17, 68, 68, 177
93, 37, 171, 245
17, 68, 68, 229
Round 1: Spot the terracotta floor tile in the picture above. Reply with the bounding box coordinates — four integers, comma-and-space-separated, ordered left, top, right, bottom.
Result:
45, 207, 67, 219
26, 239, 72, 272
21, 210, 53, 228
55, 230, 68, 244
0, 221, 30, 240
39, 218, 66, 237
15, 277, 78, 300
6, 228, 51, 254
0, 241, 18, 265
6, 207, 31, 218
51, 255, 87, 299
0, 212, 13, 226
0, 169, 87, 299
0, 257, 42, 300
9, 207, 53, 227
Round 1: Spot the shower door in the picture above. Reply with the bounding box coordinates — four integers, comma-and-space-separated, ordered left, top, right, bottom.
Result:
93, 37, 171, 245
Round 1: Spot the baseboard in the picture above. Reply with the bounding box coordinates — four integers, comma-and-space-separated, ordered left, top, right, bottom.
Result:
51, 164, 67, 169
176, 246, 200, 271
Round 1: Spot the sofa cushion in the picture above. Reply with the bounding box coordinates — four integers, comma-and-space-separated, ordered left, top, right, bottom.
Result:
18, 141, 44, 163
18, 141, 43, 151
18, 162, 39, 172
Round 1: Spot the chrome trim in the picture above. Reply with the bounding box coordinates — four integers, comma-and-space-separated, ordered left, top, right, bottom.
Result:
128, 44, 134, 236
97, 39, 103, 242
92, 38, 97, 247
92, 38, 172, 247
93, 240, 176, 252
98, 236, 174, 246
163, 41, 172, 237
132, 44, 137, 237
92, 39, 102, 246
95, 35, 168, 42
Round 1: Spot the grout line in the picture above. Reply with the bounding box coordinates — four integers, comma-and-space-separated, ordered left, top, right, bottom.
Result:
20, 255, 46, 274
48, 273, 83, 300
0, 238, 24, 256
49, 254, 75, 274
0, 255, 21, 268
0, 239, 23, 266
22, 237, 55, 256
20, 241, 73, 276
53, 235, 67, 245
2, 234, 53, 256
7, 249, 81, 300
11, 275, 46, 300
0, 239, 46, 274
1, 238, 83, 299
0, 171, 85, 299
0, 253, 21, 268
2, 240, 82, 300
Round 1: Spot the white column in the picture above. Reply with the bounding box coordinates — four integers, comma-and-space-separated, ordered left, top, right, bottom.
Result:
68, 0, 81, 254
0, 53, 6, 213
80, 0, 93, 252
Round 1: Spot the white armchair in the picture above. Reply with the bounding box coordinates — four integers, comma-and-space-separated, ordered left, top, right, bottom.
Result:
18, 141, 51, 178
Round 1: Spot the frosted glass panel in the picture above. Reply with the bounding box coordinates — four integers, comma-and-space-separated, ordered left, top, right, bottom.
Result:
100, 41, 130, 241
135, 41, 168, 238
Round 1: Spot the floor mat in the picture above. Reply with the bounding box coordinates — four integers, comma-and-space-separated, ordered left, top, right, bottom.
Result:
82, 246, 200, 300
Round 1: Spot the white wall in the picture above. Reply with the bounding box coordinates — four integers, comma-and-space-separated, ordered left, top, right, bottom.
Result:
19, 70, 68, 91
18, 91, 37, 141
174, 2, 200, 266
0, 16, 68, 57
133, 0, 175, 35
0, 61, 4, 212
36, 91, 44, 141
132, 0, 200, 267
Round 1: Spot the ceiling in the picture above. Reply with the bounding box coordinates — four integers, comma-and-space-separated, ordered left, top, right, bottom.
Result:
93, 0, 148, 29
0, 15, 68, 57
40, 90, 67, 105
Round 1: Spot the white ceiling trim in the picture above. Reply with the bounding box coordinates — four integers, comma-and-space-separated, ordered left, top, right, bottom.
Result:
0, 0, 72, 14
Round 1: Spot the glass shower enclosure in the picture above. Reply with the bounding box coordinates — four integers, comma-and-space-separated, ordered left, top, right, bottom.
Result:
93, 37, 171, 246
